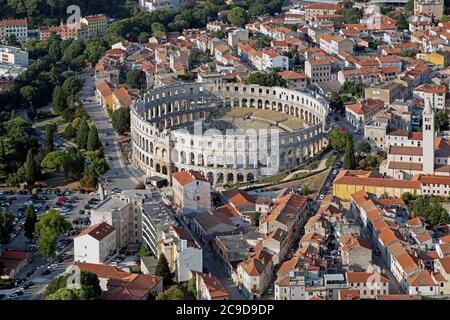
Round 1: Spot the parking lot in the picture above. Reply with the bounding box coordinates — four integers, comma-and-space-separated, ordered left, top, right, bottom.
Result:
0, 189, 102, 300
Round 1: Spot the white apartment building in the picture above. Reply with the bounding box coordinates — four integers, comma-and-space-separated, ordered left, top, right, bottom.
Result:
172, 171, 211, 215
0, 46, 29, 67
262, 50, 289, 71
413, 84, 446, 110
0, 19, 28, 43
319, 35, 354, 56
138, 0, 180, 12
74, 222, 117, 264
346, 272, 390, 299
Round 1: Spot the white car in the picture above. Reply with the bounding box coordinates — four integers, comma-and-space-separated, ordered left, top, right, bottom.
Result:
319, 194, 325, 200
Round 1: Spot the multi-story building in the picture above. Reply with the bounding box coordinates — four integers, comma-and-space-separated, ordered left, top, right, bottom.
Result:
91, 190, 153, 248
138, 0, 180, 12
0, 19, 28, 43
413, 84, 446, 110
74, 222, 116, 264
414, 0, 444, 20
345, 99, 385, 131
346, 272, 390, 299
365, 81, 406, 104
319, 35, 354, 56
236, 242, 273, 299
196, 272, 229, 300
141, 191, 176, 255
0, 46, 28, 67
172, 170, 211, 216
305, 59, 332, 83
304, 3, 341, 21
228, 29, 249, 48
80, 14, 108, 38
159, 225, 203, 282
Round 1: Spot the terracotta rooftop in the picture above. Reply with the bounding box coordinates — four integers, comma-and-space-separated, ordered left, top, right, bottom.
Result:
76, 222, 115, 241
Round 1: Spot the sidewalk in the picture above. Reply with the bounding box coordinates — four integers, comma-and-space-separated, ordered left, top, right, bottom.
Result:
280, 150, 335, 182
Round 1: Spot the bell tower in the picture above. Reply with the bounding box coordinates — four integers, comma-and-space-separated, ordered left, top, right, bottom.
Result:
422, 98, 435, 174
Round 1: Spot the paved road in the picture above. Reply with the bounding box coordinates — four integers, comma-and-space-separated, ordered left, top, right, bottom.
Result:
78, 70, 144, 192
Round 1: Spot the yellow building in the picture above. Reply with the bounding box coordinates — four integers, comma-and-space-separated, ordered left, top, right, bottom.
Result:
423, 51, 449, 69
332, 170, 421, 201
95, 80, 113, 109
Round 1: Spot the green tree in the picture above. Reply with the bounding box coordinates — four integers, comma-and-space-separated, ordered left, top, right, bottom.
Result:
76, 119, 89, 149
41, 151, 66, 172
329, 128, 352, 152
87, 158, 109, 176
80, 272, 102, 298
125, 69, 146, 89
44, 125, 54, 154
251, 212, 261, 226
64, 123, 76, 139
61, 76, 82, 97
227, 7, 249, 27
244, 72, 287, 87
23, 149, 37, 185
410, 196, 450, 225
356, 141, 371, 153
20, 85, 38, 107
87, 125, 101, 151
151, 22, 166, 37
138, 246, 151, 258
343, 140, 356, 169
155, 253, 173, 288
52, 85, 65, 114
435, 110, 449, 132
396, 14, 408, 30
405, 0, 414, 11
112, 108, 131, 135
62, 149, 85, 180
156, 285, 184, 300
187, 277, 196, 298
35, 209, 71, 258
24, 205, 37, 240
0, 210, 14, 244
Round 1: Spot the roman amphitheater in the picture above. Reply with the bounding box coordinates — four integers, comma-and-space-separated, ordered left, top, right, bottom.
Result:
130, 82, 329, 186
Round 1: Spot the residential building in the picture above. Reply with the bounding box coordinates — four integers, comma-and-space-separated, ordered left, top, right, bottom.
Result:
228, 29, 249, 48
96, 80, 114, 109
91, 189, 153, 248
364, 81, 405, 104
138, 0, 180, 12
319, 35, 354, 56
0, 249, 29, 279
346, 272, 390, 299
112, 86, 133, 110
304, 3, 341, 21
159, 225, 202, 282
0, 46, 28, 67
75, 262, 163, 300
277, 70, 308, 89
413, 84, 446, 110
414, 0, 444, 20
236, 242, 273, 299
345, 99, 385, 130
80, 14, 108, 38
74, 222, 117, 264
172, 170, 211, 215
305, 59, 332, 83
407, 270, 440, 296
0, 19, 28, 43
196, 272, 229, 300
340, 234, 372, 271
